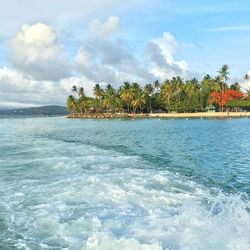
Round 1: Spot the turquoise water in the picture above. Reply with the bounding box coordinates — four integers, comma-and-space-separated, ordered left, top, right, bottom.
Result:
0, 117, 250, 249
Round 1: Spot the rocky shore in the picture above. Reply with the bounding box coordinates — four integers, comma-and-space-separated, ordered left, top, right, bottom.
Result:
67, 113, 134, 119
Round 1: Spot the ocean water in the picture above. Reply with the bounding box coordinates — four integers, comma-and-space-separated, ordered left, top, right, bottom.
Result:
0, 117, 250, 250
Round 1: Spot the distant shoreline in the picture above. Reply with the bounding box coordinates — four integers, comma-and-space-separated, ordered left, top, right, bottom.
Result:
67, 112, 250, 119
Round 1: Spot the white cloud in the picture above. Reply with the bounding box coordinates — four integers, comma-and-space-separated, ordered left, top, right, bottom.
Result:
146, 32, 188, 80
0, 0, 144, 38
0, 66, 93, 108
152, 32, 179, 64
89, 16, 120, 38
76, 23, 190, 85
1, 18, 191, 107
9, 23, 71, 81
76, 17, 155, 86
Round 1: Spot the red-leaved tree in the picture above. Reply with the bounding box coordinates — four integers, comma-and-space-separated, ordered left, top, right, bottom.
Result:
209, 89, 245, 110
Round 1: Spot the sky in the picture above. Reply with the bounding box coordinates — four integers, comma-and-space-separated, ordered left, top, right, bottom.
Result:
0, 0, 250, 108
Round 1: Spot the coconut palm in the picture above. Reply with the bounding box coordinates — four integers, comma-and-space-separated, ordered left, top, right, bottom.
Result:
78, 95, 88, 113
72, 85, 78, 96
185, 78, 199, 101
218, 65, 230, 83
131, 89, 146, 113
244, 73, 250, 82
230, 82, 241, 91
78, 87, 85, 97
144, 83, 154, 112
160, 80, 174, 110
218, 65, 230, 111
131, 82, 140, 91
103, 84, 116, 112
200, 75, 220, 108
93, 84, 104, 99
66, 95, 77, 113
154, 80, 161, 93
93, 84, 104, 112
243, 74, 250, 96
120, 82, 133, 113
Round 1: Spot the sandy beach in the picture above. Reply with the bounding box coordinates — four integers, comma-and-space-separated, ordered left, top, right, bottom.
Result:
147, 112, 250, 118
67, 112, 250, 119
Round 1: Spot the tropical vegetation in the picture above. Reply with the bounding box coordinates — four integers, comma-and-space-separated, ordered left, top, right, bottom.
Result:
67, 65, 250, 114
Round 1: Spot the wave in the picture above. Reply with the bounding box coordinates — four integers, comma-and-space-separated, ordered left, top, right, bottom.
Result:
1, 145, 250, 249
1, 118, 250, 249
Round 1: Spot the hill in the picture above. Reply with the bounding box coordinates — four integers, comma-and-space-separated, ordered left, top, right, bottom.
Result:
0, 105, 68, 116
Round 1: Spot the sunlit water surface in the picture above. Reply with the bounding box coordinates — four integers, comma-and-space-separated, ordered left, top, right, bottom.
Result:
0, 117, 250, 249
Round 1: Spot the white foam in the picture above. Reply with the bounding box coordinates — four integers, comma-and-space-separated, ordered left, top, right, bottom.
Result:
1, 139, 250, 249
86, 233, 163, 250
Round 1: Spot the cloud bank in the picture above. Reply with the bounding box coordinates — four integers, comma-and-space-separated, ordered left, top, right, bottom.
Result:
1, 17, 191, 107
9, 23, 71, 81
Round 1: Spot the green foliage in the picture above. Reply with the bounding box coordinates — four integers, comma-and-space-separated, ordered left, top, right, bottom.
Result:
228, 99, 250, 110
66, 65, 248, 114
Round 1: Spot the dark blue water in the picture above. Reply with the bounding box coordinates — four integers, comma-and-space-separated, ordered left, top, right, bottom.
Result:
0, 117, 250, 249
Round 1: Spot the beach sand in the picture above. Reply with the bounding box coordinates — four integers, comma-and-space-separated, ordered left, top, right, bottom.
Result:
147, 112, 250, 118
67, 112, 250, 119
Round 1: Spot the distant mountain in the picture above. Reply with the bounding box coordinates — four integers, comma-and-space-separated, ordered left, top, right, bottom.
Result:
0, 105, 68, 116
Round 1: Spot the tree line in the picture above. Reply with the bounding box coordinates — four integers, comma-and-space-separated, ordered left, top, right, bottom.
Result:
67, 65, 250, 114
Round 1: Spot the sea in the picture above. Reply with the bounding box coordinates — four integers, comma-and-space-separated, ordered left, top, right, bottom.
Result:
0, 117, 250, 250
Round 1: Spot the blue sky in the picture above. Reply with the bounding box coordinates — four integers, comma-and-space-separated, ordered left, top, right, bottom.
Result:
0, 0, 250, 107
120, 0, 250, 75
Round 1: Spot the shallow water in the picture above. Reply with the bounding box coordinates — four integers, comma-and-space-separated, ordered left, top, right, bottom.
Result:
0, 117, 250, 249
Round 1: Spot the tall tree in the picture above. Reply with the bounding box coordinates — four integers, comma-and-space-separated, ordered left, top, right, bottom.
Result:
154, 80, 161, 93
72, 85, 78, 96
144, 83, 154, 112
218, 65, 230, 111
131, 89, 146, 113
244, 73, 250, 82
244, 74, 250, 96
78, 87, 85, 97
119, 82, 133, 112
230, 82, 241, 91
103, 84, 116, 112
93, 84, 104, 99
66, 95, 77, 113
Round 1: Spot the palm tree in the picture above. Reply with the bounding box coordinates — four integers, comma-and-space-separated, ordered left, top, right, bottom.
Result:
144, 83, 154, 112
114, 97, 123, 113
72, 85, 78, 96
230, 82, 240, 91
183, 78, 201, 111
78, 87, 85, 97
93, 84, 104, 112
218, 65, 230, 83
200, 75, 220, 108
66, 95, 77, 113
160, 80, 174, 111
185, 78, 199, 100
218, 65, 230, 111
103, 84, 116, 112
93, 84, 104, 99
131, 89, 146, 113
120, 82, 133, 113
154, 80, 161, 93
131, 82, 140, 91
244, 73, 250, 82
244, 74, 250, 96
78, 95, 87, 113
170, 77, 184, 111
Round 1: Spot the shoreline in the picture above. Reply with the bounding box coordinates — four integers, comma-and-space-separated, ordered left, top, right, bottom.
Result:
67, 112, 250, 119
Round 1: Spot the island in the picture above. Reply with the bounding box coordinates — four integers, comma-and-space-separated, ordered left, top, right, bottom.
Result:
66, 65, 250, 119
